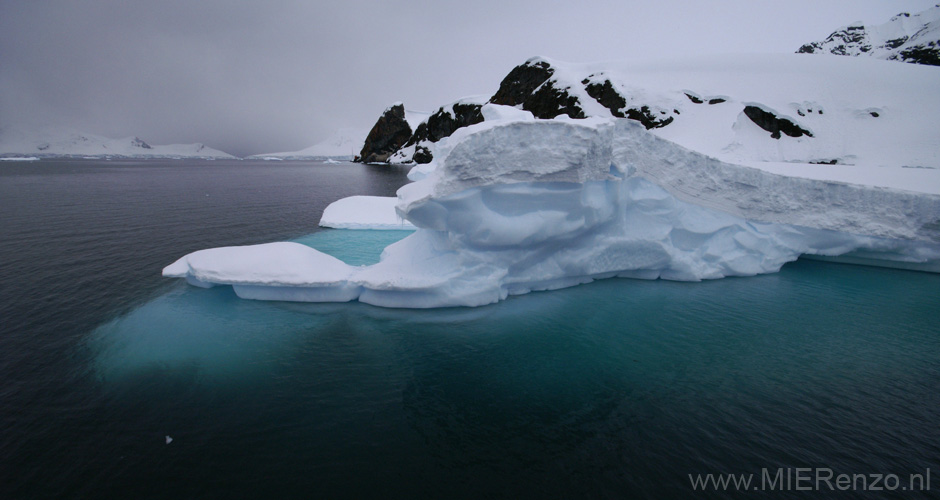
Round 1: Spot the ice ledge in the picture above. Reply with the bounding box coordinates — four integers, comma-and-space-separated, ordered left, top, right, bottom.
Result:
164, 120, 940, 308
399, 119, 940, 243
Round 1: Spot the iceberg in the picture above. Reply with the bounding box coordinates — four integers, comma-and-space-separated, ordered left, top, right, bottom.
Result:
164, 119, 940, 308
319, 196, 416, 230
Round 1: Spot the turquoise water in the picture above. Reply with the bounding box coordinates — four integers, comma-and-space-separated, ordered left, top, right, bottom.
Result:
88, 230, 940, 498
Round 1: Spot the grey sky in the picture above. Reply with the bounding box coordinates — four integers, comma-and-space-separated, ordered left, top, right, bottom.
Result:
1, 0, 936, 157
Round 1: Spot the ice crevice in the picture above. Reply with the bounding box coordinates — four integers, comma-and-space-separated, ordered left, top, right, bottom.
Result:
164, 119, 940, 308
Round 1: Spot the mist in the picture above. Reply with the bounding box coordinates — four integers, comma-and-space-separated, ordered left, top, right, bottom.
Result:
1, 0, 935, 157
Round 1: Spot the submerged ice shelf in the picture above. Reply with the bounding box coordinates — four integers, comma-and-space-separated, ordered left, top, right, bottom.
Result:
164, 119, 940, 308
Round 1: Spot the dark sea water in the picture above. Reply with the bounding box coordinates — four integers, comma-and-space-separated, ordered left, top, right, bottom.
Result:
1, 159, 938, 499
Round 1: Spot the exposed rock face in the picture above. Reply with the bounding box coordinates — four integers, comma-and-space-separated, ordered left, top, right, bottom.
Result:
489, 59, 584, 119
797, 5, 940, 66
743, 106, 813, 139
131, 137, 152, 149
398, 103, 485, 164
522, 80, 585, 119
585, 79, 673, 129
489, 59, 554, 106
408, 103, 484, 145
585, 80, 627, 114
357, 104, 413, 163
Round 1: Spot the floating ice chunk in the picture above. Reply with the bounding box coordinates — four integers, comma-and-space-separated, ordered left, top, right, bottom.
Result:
164, 120, 940, 308
165, 435, 173, 444
319, 196, 416, 230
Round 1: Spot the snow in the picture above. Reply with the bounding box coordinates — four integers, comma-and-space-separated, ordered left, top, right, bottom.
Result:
534, 53, 940, 170
799, 5, 940, 63
0, 156, 39, 161
385, 53, 940, 171
0, 126, 235, 159
165, 119, 940, 308
247, 127, 365, 160
319, 195, 416, 230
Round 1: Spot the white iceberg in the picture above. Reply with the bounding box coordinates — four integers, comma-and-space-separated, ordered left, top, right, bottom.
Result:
164, 119, 940, 308
319, 196, 416, 230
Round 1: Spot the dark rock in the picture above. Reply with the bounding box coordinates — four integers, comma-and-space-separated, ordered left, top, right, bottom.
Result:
413, 145, 433, 164
898, 45, 940, 66
357, 103, 413, 163
797, 44, 817, 54
870, 111, 880, 117
131, 137, 152, 149
625, 106, 673, 129
585, 80, 627, 115
684, 92, 724, 105
407, 103, 484, 145
810, 159, 839, 165
523, 79, 585, 119
884, 36, 909, 49
585, 80, 672, 129
490, 60, 554, 106
743, 106, 813, 139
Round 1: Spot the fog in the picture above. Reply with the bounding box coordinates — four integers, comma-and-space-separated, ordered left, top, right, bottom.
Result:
1, 0, 934, 157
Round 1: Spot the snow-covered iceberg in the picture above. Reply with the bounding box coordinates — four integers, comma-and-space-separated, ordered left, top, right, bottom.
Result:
164, 118, 940, 308
319, 195, 416, 230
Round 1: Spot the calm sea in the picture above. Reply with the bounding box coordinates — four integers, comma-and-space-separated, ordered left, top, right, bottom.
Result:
1, 159, 938, 499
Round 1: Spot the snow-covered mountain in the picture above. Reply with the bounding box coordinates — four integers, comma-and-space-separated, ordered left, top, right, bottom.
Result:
0, 127, 236, 159
248, 127, 367, 160
359, 53, 940, 171
797, 4, 940, 66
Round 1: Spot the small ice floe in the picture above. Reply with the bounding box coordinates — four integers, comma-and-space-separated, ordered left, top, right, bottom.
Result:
165, 435, 173, 444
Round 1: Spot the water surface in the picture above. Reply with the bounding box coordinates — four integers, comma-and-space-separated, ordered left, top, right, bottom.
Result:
1, 160, 938, 499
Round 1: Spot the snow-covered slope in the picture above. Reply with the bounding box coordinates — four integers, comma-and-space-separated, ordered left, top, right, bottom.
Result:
248, 128, 366, 160
797, 5, 940, 66
372, 53, 940, 170
0, 127, 235, 159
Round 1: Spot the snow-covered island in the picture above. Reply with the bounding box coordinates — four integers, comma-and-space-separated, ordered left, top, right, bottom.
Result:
247, 128, 366, 161
0, 127, 236, 160
163, 8, 940, 308
797, 4, 939, 66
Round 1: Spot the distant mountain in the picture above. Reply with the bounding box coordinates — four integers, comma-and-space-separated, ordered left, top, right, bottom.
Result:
0, 127, 235, 159
797, 4, 940, 66
248, 128, 367, 160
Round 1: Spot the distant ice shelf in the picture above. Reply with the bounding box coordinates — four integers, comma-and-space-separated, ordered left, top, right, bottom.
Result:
164, 119, 940, 308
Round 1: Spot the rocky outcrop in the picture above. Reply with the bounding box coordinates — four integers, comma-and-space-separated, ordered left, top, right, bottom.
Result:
743, 106, 813, 139
797, 5, 940, 66
489, 59, 584, 119
521, 80, 585, 119
585, 80, 673, 129
402, 102, 485, 164
408, 103, 484, 145
489, 59, 554, 106
357, 104, 413, 163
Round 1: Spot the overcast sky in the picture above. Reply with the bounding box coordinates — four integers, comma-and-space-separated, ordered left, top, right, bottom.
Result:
1, 0, 936, 156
